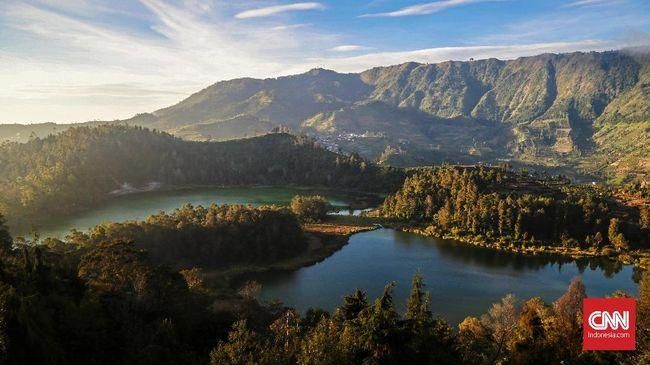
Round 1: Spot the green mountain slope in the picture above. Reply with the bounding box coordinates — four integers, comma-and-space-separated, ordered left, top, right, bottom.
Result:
3, 49, 648, 182
127, 68, 371, 130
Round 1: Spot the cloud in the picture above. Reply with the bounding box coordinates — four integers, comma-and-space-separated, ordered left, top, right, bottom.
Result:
271, 23, 309, 31
235, 2, 324, 19
478, 2, 650, 44
1, 0, 647, 124
565, 0, 621, 7
293, 40, 619, 73
360, 0, 496, 18
330, 45, 373, 52
0, 0, 332, 122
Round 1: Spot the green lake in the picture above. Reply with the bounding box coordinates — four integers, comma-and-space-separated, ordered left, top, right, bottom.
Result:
17, 187, 639, 324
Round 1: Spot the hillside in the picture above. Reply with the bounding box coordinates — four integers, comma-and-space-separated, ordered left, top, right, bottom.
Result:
127, 49, 650, 183
0, 125, 402, 222
3, 49, 648, 183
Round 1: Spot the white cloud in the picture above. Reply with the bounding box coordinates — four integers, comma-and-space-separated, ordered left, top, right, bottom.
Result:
235, 2, 324, 19
330, 45, 373, 52
293, 40, 617, 73
478, 3, 650, 44
0, 0, 333, 123
565, 0, 622, 7
1, 0, 646, 124
271, 23, 309, 31
360, 0, 497, 18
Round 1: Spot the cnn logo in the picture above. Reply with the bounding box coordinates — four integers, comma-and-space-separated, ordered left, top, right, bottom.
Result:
583, 298, 636, 351
588, 310, 629, 330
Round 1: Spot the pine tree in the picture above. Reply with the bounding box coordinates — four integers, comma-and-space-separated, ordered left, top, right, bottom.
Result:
336, 289, 368, 321
405, 272, 431, 324
358, 283, 400, 363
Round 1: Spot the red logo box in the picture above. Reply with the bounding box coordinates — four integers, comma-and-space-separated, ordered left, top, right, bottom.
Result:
583, 298, 636, 351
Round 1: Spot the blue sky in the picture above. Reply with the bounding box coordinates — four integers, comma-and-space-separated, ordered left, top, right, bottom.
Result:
1, 0, 649, 123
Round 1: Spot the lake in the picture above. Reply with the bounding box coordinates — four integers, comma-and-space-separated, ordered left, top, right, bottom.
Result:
245, 228, 639, 325
18, 188, 639, 325
18, 186, 357, 239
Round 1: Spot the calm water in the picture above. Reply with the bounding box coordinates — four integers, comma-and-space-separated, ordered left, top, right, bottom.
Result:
18, 189, 639, 325
245, 229, 639, 325
18, 187, 355, 239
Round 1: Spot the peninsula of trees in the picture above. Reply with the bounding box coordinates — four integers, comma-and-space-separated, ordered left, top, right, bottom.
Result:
378, 166, 649, 258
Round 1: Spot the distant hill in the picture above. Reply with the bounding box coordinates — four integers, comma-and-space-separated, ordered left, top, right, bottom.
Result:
0, 121, 126, 143
3, 49, 648, 183
0, 125, 401, 222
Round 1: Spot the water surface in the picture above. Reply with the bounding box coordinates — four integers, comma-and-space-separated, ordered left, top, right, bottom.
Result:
17, 188, 638, 325
19, 186, 356, 239
247, 229, 638, 325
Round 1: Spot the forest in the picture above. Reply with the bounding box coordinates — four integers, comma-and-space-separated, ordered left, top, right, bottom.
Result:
49, 204, 306, 269
379, 166, 650, 253
1, 128, 649, 364
0, 125, 402, 222
0, 206, 647, 364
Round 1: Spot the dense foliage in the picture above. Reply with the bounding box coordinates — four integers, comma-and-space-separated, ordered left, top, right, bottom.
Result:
58, 204, 305, 269
210, 275, 649, 365
0, 125, 402, 221
0, 213, 647, 364
290, 195, 331, 222
0, 214, 224, 364
380, 166, 649, 251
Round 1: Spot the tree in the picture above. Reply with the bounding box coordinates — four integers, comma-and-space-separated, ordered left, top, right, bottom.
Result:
405, 272, 431, 324
405, 273, 457, 364
457, 316, 493, 364
640, 206, 650, 229
593, 231, 604, 247
509, 297, 553, 364
238, 281, 262, 301
298, 318, 346, 365
290, 195, 331, 223
0, 214, 11, 254
612, 233, 630, 251
551, 277, 586, 359
638, 272, 650, 363
267, 310, 302, 364
336, 289, 368, 321
608, 218, 621, 244
210, 320, 261, 365
179, 267, 205, 291
481, 294, 519, 364
78, 240, 188, 312
358, 283, 400, 363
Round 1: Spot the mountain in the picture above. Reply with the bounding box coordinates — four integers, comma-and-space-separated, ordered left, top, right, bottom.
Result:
3, 49, 648, 183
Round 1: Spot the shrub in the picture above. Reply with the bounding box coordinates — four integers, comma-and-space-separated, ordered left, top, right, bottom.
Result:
290, 195, 331, 222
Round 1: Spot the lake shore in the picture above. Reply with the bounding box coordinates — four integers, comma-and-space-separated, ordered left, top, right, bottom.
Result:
8, 185, 384, 238
381, 222, 650, 269
205, 215, 381, 288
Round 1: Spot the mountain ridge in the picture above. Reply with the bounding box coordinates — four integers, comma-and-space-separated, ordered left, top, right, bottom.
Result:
2, 49, 648, 183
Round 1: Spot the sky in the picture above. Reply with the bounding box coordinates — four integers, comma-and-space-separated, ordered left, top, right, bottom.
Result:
1, 0, 649, 124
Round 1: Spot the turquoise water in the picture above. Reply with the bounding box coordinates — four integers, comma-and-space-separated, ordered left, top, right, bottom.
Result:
18, 186, 354, 239
245, 229, 639, 325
